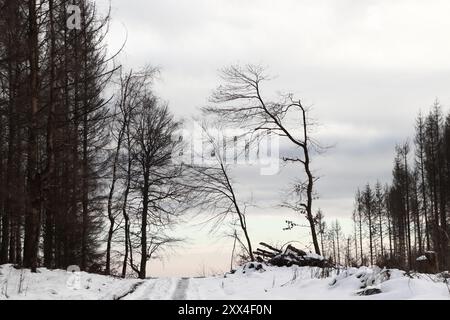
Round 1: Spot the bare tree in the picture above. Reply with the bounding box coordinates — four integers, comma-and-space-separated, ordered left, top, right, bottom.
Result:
396, 141, 412, 270
415, 112, 430, 251
128, 95, 186, 279
362, 184, 375, 266
204, 64, 323, 254
105, 67, 157, 275
336, 220, 342, 265
316, 209, 326, 257
374, 181, 385, 258
185, 123, 255, 261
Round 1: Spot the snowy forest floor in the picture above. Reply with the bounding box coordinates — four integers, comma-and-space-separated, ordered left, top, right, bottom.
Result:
0, 263, 449, 300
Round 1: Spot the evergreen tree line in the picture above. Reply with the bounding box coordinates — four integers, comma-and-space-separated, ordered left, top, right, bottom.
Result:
0, 0, 116, 272
350, 101, 450, 272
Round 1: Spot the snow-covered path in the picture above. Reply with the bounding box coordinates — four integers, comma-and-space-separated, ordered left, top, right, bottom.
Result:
120, 277, 190, 300
1, 264, 449, 300
171, 278, 190, 300
122, 278, 177, 300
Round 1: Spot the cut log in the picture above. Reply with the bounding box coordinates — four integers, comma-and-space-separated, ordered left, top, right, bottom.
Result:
284, 245, 307, 257
254, 251, 275, 259
254, 242, 331, 268
256, 248, 276, 256
259, 242, 282, 253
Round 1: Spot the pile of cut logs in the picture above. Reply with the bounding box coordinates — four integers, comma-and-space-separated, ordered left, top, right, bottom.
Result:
254, 242, 332, 268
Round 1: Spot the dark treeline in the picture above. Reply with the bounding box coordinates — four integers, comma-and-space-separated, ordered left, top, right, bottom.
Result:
0, 0, 114, 272
353, 101, 450, 272
0, 0, 196, 278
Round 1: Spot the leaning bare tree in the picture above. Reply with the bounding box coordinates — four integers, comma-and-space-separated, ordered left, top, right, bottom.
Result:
185, 123, 255, 261
204, 64, 322, 255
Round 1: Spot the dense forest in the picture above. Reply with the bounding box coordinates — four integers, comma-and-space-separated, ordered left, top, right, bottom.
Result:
345, 102, 450, 272
316, 102, 450, 273
0, 0, 113, 272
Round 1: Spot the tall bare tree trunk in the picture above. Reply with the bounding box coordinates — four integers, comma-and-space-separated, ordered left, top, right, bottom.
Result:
301, 107, 321, 255
43, 0, 57, 269
359, 209, 363, 264
403, 147, 412, 270
221, 163, 254, 261
139, 173, 149, 279
80, 5, 90, 272
105, 126, 124, 275
379, 213, 384, 257
24, 0, 41, 273
121, 124, 133, 278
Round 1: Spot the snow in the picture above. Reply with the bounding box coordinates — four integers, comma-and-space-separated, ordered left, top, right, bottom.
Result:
188, 266, 449, 300
416, 255, 428, 261
0, 264, 142, 300
1, 264, 449, 300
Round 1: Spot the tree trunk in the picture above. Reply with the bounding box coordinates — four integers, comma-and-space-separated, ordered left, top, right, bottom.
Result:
105, 135, 124, 275
359, 210, 363, 264
23, 0, 41, 273
139, 171, 149, 279
404, 153, 412, 270
388, 211, 393, 259
368, 207, 373, 266
43, 0, 56, 269
80, 6, 90, 271
221, 163, 254, 261
301, 107, 321, 255
121, 129, 132, 278
379, 212, 384, 257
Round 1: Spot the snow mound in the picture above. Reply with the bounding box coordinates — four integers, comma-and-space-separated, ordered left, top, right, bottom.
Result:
239, 262, 266, 274
201, 265, 450, 300
326, 267, 450, 299
0, 264, 141, 300
416, 255, 427, 261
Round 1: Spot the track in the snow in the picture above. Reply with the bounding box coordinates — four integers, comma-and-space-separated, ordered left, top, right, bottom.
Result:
114, 281, 145, 300
171, 278, 190, 300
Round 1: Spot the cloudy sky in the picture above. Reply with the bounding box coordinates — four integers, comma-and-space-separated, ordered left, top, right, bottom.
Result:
97, 0, 450, 276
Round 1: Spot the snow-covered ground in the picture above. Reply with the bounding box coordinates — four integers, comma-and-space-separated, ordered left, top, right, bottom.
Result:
1, 263, 449, 300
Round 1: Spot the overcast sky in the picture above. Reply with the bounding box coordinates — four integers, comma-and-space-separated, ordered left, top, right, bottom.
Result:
97, 0, 450, 276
